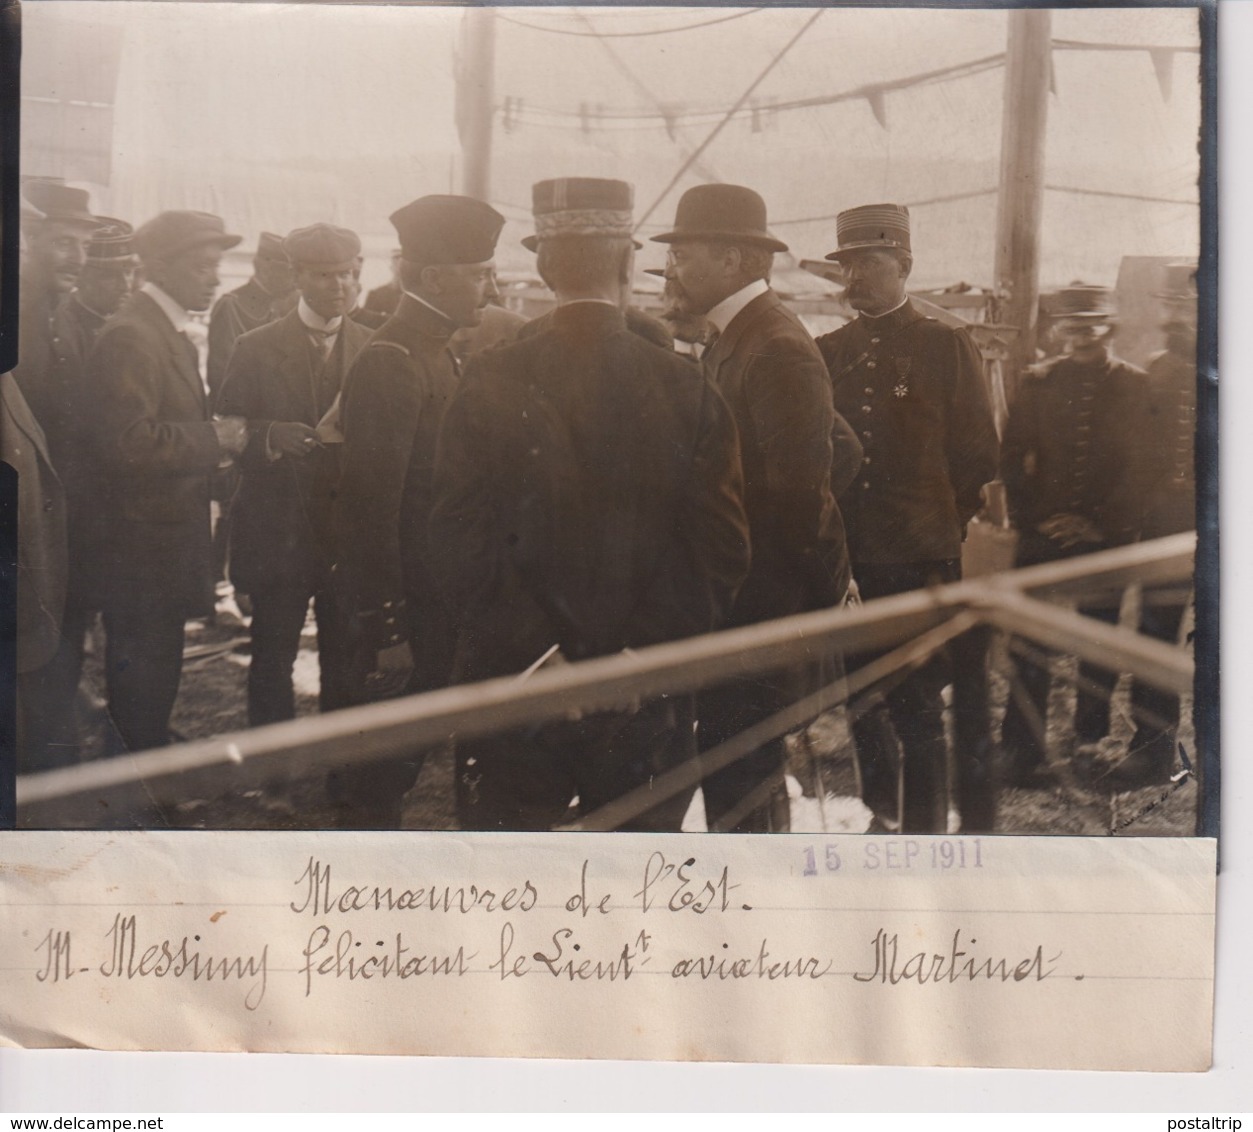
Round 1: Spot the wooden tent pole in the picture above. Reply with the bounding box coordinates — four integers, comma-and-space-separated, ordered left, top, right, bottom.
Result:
993, 8, 1052, 404
458, 7, 496, 202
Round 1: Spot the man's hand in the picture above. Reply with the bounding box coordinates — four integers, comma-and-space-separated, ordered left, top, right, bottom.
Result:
267, 421, 323, 459
364, 641, 414, 699
1039, 513, 1104, 549
212, 414, 249, 457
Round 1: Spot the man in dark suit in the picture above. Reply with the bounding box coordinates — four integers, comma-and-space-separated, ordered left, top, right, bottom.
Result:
816, 203, 998, 833
430, 177, 750, 831
90, 211, 249, 753
653, 183, 862, 833
330, 195, 505, 827
217, 224, 373, 726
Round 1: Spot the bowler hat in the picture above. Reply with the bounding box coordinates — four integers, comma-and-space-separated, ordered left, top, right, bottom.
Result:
1056, 282, 1115, 322
84, 217, 137, 265
256, 232, 289, 262
21, 180, 98, 228
824, 203, 911, 260
133, 211, 242, 262
523, 177, 639, 252
283, 223, 361, 266
1153, 262, 1198, 302
651, 184, 787, 253
390, 195, 504, 266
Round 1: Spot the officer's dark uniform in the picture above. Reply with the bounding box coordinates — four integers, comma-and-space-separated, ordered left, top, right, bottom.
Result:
999, 345, 1149, 779
818, 298, 998, 832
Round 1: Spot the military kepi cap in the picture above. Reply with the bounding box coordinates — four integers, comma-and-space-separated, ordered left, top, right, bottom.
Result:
85, 217, 137, 265
825, 203, 911, 260
1056, 282, 1115, 322
22, 180, 99, 228
390, 195, 504, 265
523, 177, 638, 252
283, 223, 361, 266
133, 211, 243, 262
256, 232, 289, 262
651, 184, 787, 253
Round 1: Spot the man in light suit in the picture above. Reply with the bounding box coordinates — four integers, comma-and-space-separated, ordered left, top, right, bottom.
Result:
90, 211, 248, 753
218, 224, 373, 726
654, 183, 862, 832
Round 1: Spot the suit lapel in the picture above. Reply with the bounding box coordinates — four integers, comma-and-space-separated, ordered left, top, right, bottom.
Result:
135, 292, 206, 404
275, 310, 320, 419
703, 289, 778, 380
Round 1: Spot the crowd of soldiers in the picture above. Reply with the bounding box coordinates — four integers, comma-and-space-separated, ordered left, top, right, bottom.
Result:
7, 175, 1198, 834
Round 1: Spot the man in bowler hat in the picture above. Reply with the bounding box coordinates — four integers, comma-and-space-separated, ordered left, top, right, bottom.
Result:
430, 177, 750, 831
655, 183, 862, 833
90, 211, 250, 753
217, 223, 374, 727
1000, 283, 1151, 787
329, 194, 505, 827
816, 204, 998, 833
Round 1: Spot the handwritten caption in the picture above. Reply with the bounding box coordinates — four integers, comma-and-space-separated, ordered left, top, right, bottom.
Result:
28, 842, 1072, 1011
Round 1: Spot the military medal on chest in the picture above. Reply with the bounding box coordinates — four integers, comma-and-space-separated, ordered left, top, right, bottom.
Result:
893, 356, 912, 398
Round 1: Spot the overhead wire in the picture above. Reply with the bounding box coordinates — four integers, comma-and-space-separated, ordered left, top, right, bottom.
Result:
497, 8, 763, 38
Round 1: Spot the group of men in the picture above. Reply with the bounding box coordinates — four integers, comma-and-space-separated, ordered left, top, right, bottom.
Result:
8, 173, 1197, 834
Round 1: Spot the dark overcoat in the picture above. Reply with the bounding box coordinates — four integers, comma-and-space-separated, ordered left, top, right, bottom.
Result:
335, 294, 462, 690
1141, 345, 1196, 540
702, 288, 860, 624
1001, 351, 1148, 557
217, 309, 371, 594
428, 300, 750, 686
817, 299, 999, 567
206, 278, 286, 404
89, 290, 223, 615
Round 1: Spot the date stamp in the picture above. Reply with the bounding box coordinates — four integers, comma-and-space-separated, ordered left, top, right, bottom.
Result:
801, 839, 985, 875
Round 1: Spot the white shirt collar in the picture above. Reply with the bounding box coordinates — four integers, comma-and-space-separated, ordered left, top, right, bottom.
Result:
298, 297, 342, 334
705, 278, 769, 335
558, 298, 619, 310
860, 295, 910, 321
141, 281, 191, 333
401, 288, 456, 326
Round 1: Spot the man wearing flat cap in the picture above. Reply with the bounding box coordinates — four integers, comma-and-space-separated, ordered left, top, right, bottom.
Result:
1000, 282, 1151, 788
329, 194, 504, 827
89, 210, 250, 753
655, 183, 862, 833
816, 203, 998, 833
429, 178, 750, 832
217, 223, 373, 727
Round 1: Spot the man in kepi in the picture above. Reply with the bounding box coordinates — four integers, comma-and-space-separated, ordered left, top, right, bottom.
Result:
654, 183, 861, 833
330, 195, 505, 828
217, 223, 373, 726
999, 283, 1148, 788
430, 177, 750, 831
816, 203, 998, 833
90, 211, 249, 753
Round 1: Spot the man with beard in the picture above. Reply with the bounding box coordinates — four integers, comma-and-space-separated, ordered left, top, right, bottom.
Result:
218, 224, 373, 726
815, 203, 998, 833
654, 183, 861, 833
429, 177, 750, 831
329, 195, 504, 828
90, 211, 249, 753
999, 283, 1149, 787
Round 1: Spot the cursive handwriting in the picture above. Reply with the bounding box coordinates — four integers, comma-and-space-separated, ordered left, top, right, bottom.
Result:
671, 939, 831, 980
290, 857, 539, 918
300, 927, 474, 996
636, 852, 748, 914
853, 928, 1063, 985
100, 914, 268, 1009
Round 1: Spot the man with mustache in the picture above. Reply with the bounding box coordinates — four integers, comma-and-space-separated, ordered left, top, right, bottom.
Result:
654, 184, 861, 832
90, 211, 250, 755
329, 195, 505, 828
815, 203, 998, 833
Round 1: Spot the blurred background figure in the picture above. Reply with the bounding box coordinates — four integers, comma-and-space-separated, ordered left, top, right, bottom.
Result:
362, 248, 403, 318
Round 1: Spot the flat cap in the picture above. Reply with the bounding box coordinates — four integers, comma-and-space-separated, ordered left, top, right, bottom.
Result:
283, 223, 361, 266
85, 217, 137, 265
390, 195, 504, 266
133, 211, 242, 262
22, 180, 98, 228
523, 177, 638, 252
256, 232, 289, 262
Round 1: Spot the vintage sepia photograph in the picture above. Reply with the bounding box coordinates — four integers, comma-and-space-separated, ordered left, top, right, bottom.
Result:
5, 0, 1210, 842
